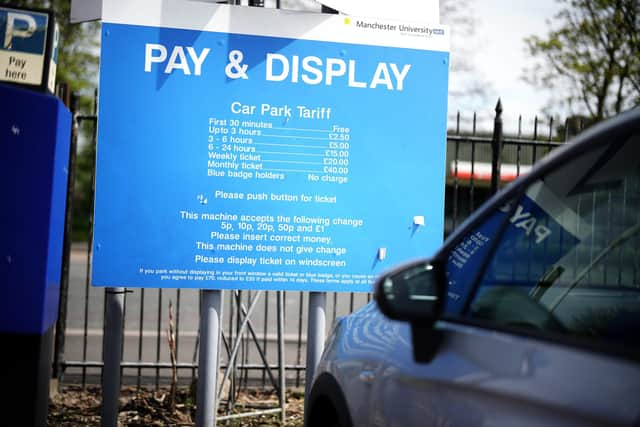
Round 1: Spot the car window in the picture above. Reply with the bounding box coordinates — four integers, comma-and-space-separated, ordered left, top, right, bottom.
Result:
462, 132, 640, 352
443, 195, 519, 314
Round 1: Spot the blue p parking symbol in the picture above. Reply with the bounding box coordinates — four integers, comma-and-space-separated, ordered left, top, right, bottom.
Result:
0, 7, 48, 54
3, 12, 37, 50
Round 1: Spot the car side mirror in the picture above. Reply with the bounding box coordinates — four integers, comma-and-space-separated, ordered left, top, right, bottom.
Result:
374, 259, 447, 363
374, 258, 446, 325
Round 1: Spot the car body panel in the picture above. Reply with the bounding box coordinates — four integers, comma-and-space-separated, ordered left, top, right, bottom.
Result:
320, 303, 640, 426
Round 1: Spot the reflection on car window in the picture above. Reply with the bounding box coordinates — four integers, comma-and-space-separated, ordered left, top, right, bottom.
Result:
444, 199, 515, 313
462, 132, 640, 351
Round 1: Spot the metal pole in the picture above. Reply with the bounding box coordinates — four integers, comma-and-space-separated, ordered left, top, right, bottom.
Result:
277, 291, 287, 422
53, 90, 78, 384
304, 292, 326, 404
490, 99, 504, 195
101, 287, 125, 427
196, 290, 224, 427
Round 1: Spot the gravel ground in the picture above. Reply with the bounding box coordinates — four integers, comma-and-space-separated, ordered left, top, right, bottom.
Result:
48, 386, 304, 426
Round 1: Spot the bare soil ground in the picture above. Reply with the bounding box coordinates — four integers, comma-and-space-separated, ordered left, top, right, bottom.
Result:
48, 386, 304, 426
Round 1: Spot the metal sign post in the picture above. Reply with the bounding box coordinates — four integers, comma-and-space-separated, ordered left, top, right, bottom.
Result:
70, 0, 102, 23
101, 287, 125, 426
304, 292, 326, 403
196, 290, 223, 427
277, 291, 287, 422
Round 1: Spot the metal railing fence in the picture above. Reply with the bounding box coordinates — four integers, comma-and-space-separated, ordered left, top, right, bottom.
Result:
53, 95, 580, 401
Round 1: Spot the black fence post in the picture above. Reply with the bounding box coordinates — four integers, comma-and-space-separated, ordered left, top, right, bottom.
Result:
490, 99, 503, 195
52, 89, 78, 385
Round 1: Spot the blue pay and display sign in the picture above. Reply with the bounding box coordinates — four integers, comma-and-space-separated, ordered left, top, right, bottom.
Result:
0, 6, 49, 87
93, 1, 450, 292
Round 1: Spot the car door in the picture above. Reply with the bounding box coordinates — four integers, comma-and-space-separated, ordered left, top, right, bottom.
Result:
371, 118, 640, 426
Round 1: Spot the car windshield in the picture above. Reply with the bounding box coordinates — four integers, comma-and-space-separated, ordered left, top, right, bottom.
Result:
447, 130, 640, 349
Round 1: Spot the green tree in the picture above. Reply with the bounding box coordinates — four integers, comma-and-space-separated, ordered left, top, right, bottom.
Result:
525, 0, 639, 121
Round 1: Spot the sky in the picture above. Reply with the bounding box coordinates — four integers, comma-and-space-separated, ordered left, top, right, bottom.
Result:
448, 0, 564, 134
276, 0, 566, 134
277, 0, 566, 135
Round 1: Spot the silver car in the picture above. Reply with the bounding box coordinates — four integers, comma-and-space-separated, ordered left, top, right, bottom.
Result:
306, 108, 640, 427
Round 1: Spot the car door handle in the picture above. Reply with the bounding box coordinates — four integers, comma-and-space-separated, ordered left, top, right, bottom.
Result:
359, 370, 376, 384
